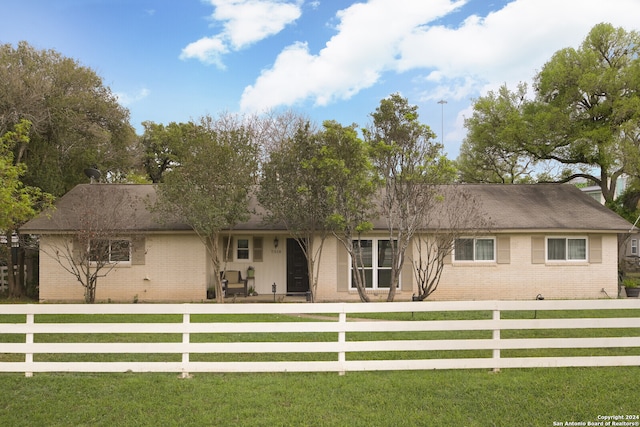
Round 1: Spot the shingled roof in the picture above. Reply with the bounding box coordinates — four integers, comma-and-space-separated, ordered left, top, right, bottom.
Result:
446, 184, 632, 232
20, 183, 633, 234
21, 184, 190, 233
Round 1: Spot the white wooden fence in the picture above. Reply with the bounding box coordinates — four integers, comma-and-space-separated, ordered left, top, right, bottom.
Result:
1, 300, 639, 377
0, 266, 12, 292
0, 266, 25, 292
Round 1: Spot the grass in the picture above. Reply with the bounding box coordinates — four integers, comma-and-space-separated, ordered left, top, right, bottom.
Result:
1, 308, 639, 425
1, 368, 638, 426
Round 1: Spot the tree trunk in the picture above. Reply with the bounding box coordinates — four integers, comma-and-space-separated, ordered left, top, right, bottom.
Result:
304, 236, 324, 304
386, 243, 405, 302
351, 258, 371, 303
16, 246, 25, 295
85, 270, 96, 303
386, 257, 402, 301
307, 256, 316, 303
386, 267, 402, 302
208, 235, 225, 303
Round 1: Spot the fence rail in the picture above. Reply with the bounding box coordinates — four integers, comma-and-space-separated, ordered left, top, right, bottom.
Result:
1, 300, 639, 376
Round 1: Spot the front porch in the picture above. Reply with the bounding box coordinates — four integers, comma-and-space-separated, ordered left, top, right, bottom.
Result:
221, 293, 308, 303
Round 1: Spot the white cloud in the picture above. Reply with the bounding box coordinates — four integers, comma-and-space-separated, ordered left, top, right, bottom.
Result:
215, 0, 302, 49
240, 0, 640, 112
399, 0, 640, 102
180, 36, 228, 68
241, 0, 464, 112
180, 0, 302, 67
115, 88, 150, 106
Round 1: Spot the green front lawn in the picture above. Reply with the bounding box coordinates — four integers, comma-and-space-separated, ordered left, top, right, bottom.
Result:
1, 368, 638, 426
1, 309, 639, 425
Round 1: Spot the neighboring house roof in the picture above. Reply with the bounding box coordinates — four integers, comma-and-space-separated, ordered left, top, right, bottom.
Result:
20, 183, 633, 235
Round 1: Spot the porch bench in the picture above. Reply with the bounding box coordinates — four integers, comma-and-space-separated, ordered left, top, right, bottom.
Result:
222, 270, 248, 297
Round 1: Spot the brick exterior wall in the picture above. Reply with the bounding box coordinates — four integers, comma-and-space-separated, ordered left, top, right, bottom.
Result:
431, 234, 619, 300
314, 233, 620, 302
39, 234, 207, 302
37, 232, 621, 302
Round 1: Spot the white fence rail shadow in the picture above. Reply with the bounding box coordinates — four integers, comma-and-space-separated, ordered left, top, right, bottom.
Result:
1, 300, 639, 377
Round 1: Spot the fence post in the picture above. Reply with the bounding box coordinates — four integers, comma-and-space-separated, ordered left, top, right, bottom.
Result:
25, 313, 34, 378
181, 313, 190, 378
492, 309, 501, 373
338, 311, 346, 376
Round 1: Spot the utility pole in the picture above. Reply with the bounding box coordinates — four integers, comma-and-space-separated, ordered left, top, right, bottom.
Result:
437, 99, 447, 145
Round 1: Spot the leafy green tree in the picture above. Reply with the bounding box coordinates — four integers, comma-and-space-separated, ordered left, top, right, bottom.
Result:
153, 114, 259, 303
259, 119, 378, 302
318, 121, 377, 302
0, 120, 52, 297
140, 121, 194, 183
258, 121, 335, 302
457, 83, 538, 183
458, 24, 640, 200
0, 41, 137, 197
0, 120, 36, 230
364, 94, 455, 302
525, 23, 640, 202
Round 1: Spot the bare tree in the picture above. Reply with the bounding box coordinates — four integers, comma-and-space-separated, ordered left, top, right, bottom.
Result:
37, 184, 139, 303
251, 109, 316, 163
412, 186, 493, 300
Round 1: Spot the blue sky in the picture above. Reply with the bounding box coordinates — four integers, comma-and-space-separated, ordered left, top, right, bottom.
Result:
2, 0, 640, 157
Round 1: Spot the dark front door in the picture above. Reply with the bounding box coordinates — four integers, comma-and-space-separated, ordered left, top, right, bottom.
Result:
287, 238, 309, 294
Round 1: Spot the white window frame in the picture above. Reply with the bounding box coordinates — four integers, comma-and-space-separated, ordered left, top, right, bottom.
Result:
235, 237, 251, 262
349, 238, 400, 290
546, 236, 588, 262
453, 237, 496, 262
89, 239, 131, 264
632, 239, 638, 255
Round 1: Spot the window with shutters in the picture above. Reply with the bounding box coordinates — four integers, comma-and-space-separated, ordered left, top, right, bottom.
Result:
237, 238, 250, 260
223, 236, 262, 262
89, 239, 131, 263
547, 237, 587, 261
453, 237, 495, 262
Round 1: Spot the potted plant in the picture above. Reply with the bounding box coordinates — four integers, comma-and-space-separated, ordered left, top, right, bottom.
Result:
247, 266, 255, 278
623, 278, 640, 298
